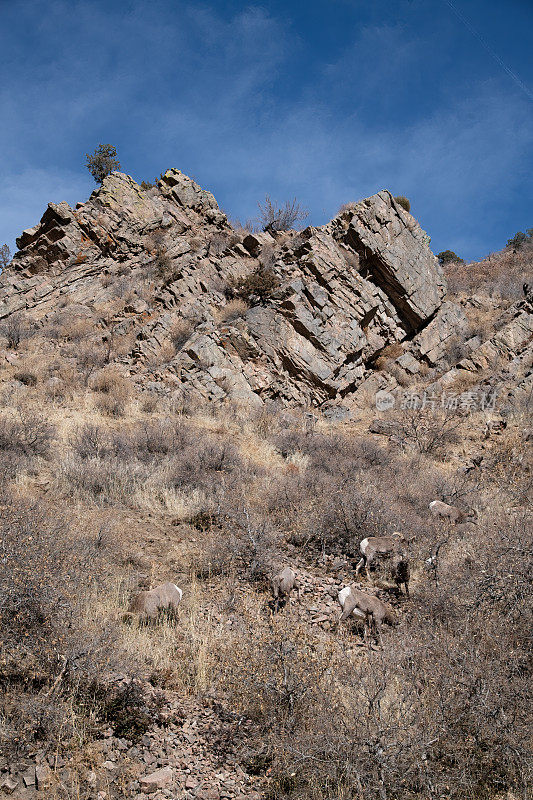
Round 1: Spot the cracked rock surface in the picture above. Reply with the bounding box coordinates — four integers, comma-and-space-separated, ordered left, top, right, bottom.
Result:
1, 170, 447, 407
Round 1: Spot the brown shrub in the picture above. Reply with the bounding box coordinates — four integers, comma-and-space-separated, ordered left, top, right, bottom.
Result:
75, 342, 108, 385
226, 266, 280, 303
215, 298, 249, 324
0, 312, 34, 349
338, 201, 358, 214
153, 247, 175, 280
376, 341, 404, 361
140, 393, 160, 413
56, 314, 95, 342
0, 409, 55, 458
0, 497, 125, 756
394, 194, 411, 212
169, 318, 194, 349
13, 370, 38, 387
91, 369, 132, 416
221, 513, 531, 800
209, 231, 231, 256
57, 455, 148, 504
394, 408, 462, 457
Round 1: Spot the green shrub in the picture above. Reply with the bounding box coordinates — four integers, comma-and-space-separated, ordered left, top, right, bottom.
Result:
85, 144, 121, 184
507, 229, 532, 250
140, 173, 164, 191
0, 243, 10, 269
437, 250, 464, 265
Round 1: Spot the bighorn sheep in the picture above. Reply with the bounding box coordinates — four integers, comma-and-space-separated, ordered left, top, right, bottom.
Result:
271, 567, 301, 612
429, 500, 476, 524
391, 553, 410, 597
355, 532, 405, 578
337, 585, 397, 645
128, 582, 183, 621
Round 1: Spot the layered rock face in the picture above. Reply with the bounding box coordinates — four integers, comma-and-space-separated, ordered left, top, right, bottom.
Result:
0, 170, 448, 406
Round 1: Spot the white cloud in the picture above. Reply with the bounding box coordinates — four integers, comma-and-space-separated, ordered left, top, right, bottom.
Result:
1, 5, 531, 261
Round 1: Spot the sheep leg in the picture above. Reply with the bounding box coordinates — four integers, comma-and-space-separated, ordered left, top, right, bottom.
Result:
355, 556, 365, 576
374, 618, 383, 649
364, 612, 373, 650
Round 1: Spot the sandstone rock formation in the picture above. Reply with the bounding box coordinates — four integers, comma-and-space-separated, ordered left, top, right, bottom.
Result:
0, 169, 452, 407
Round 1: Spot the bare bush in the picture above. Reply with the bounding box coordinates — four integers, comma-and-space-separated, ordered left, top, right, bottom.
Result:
226, 266, 280, 304
70, 423, 109, 460
90, 368, 132, 416
215, 298, 249, 323
395, 409, 462, 457
0, 497, 125, 756
169, 318, 194, 350
258, 196, 308, 233
446, 243, 531, 301
0, 312, 33, 349
223, 517, 531, 800
75, 342, 108, 385
338, 201, 358, 215
208, 232, 231, 256
57, 456, 148, 504
153, 246, 174, 280
0, 243, 11, 269
0, 409, 55, 458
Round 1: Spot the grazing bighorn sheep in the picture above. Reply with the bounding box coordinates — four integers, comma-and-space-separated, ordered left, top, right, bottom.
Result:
271, 567, 301, 612
355, 532, 405, 578
128, 582, 183, 621
429, 500, 476, 524
337, 585, 397, 645
391, 553, 410, 597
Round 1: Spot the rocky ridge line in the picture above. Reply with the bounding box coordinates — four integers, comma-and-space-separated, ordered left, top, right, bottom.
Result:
0, 169, 449, 407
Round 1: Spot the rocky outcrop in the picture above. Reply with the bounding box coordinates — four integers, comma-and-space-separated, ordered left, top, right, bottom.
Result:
410, 301, 469, 366
436, 298, 533, 406
0, 170, 447, 406
331, 192, 445, 330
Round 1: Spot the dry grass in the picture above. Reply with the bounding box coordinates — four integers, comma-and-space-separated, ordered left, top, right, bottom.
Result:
134, 484, 208, 518
445, 242, 531, 301
0, 286, 530, 800
214, 298, 249, 324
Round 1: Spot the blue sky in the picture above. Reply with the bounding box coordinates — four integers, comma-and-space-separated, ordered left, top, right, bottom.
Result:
1, 0, 532, 262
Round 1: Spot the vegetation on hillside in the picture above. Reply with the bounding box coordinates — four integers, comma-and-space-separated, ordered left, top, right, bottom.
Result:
0, 241, 530, 799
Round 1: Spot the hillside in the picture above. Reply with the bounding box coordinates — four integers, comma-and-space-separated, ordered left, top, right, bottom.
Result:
0, 171, 531, 800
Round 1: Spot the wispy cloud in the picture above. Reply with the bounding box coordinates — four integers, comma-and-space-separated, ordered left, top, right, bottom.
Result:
0, 0, 531, 261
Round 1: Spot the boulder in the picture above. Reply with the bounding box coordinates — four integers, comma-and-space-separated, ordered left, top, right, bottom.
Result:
0, 776, 18, 794
413, 301, 469, 366
333, 191, 446, 331
139, 766, 173, 793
